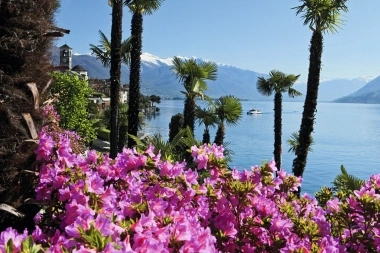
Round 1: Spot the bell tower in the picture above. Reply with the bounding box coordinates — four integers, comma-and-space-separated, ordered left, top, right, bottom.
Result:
59, 44, 72, 69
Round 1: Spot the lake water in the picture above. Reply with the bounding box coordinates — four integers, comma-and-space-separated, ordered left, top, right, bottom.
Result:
143, 100, 380, 195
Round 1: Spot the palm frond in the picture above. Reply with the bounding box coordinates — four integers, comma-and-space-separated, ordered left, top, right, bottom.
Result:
125, 0, 164, 15
332, 165, 365, 193
287, 131, 314, 154
121, 35, 133, 65
256, 76, 274, 97
293, 0, 349, 34
214, 95, 243, 126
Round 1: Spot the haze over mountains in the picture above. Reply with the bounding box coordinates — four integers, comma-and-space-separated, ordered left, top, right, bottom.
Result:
52, 50, 379, 103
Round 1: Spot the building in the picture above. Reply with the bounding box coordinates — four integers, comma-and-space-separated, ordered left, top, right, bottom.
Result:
56, 44, 88, 80
89, 79, 129, 104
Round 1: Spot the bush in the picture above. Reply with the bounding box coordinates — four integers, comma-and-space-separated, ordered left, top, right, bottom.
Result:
1, 107, 380, 252
96, 128, 110, 141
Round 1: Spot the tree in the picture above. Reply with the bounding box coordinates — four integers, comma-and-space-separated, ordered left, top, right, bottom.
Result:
257, 70, 301, 172
0, 0, 67, 229
149, 95, 161, 107
89, 30, 132, 68
109, 0, 124, 158
195, 105, 218, 144
212, 95, 243, 146
292, 0, 348, 185
169, 113, 184, 143
125, 0, 164, 148
89, 28, 132, 152
51, 72, 96, 142
171, 57, 218, 133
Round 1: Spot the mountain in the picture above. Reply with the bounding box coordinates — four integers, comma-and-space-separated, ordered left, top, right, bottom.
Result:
334, 75, 380, 104
51, 49, 369, 101
293, 77, 369, 102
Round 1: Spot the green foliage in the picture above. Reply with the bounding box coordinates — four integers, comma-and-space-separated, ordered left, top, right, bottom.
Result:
293, 0, 349, 34
87, 102, 100, 117
287, 131, 314, 154
149, 95, 161, 106
51, 72, 96, 142
96, 128, 110, 142
89, 30, 132, 67
332, 165, 365, 194
257, 70, 301, 98
21, 236, 44, 253
169, 113, 184, 142
315, 165, 365, 205
125, 0, 165, 15
78, 224, 112, 252
132, 127, 201, 162
210, 95, 243, 145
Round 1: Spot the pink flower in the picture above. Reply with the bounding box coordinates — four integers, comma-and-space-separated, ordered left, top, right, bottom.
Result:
326, 198, 341, 213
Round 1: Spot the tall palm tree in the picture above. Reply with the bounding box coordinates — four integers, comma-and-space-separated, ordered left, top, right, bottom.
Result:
292, 0, 348, 184
89, 29, 132, 152
257, 70, 301, 172
125, 0, 164, 148
171, 57, 218, 133
212, 95, 243, 146
109, 0, 124, 158
195, 105, 218, 144
89, 30, 132, 68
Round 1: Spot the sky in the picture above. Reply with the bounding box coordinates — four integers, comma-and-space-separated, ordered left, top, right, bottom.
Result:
56, 0, 380, 82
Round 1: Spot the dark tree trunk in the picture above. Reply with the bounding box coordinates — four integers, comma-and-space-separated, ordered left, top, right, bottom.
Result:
127, 13, 143, 148
202, 127, 210, 144
274, 92, 282, 173
292, 30, 323, 185
214, 123, 225, 146
109, 0, 123, 158
118, 124, 127, 152
183, 97, 195, 133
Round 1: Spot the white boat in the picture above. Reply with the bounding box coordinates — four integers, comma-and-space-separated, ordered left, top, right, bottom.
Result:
247, 108, 262, 114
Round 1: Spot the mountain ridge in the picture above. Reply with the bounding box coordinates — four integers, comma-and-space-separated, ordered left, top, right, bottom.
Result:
52, 49, 371, 102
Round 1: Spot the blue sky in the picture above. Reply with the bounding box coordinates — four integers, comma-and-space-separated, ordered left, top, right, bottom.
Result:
56, 0, 380, 82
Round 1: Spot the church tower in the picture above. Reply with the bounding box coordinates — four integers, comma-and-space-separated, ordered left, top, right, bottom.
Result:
59, 44, 72, 69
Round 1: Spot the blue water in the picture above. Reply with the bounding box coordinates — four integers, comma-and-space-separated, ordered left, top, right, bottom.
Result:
143, 100, 380, 195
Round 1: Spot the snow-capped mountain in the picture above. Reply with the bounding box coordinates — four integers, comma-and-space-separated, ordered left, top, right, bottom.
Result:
51, 49, 373, 101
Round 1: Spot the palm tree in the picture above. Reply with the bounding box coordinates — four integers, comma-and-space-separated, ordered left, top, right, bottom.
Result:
171, 57, 218, 133
89, 30, 132, 68
109, 0, 124, 158
89, 29, 132, 152
125, 0, 164, 148
212, 95, 243, 146
292, 0, 348, 183
257, 70, 301, 172
195, 105, 218, 144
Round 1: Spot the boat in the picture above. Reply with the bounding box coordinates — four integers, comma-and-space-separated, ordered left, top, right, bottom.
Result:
247, 108, 262, 114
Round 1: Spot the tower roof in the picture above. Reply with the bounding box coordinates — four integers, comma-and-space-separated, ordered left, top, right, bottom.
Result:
72, 65, 87, 71
59, 44, 72, 49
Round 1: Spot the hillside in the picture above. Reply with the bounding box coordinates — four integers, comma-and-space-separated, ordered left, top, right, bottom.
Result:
335, 75, 380, 104
52, 49, 369, 101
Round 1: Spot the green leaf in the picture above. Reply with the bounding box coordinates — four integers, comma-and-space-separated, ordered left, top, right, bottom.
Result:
6, 239, 14, 253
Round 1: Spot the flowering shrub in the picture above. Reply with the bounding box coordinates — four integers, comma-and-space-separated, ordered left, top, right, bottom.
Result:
1, 106, 380, 252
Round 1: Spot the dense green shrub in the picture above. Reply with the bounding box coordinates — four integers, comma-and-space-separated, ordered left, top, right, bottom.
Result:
96, 128, 110, 141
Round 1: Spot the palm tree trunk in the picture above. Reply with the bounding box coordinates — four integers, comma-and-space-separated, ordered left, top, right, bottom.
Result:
127, 12, 143, 148
292, 30, 323, 182
203, 127, 210, 144
214, 123, 225, 146
109, 0, 123, 158
118, 124, 128, 152
183, 98, 195, 133
274, 92, 282, 173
